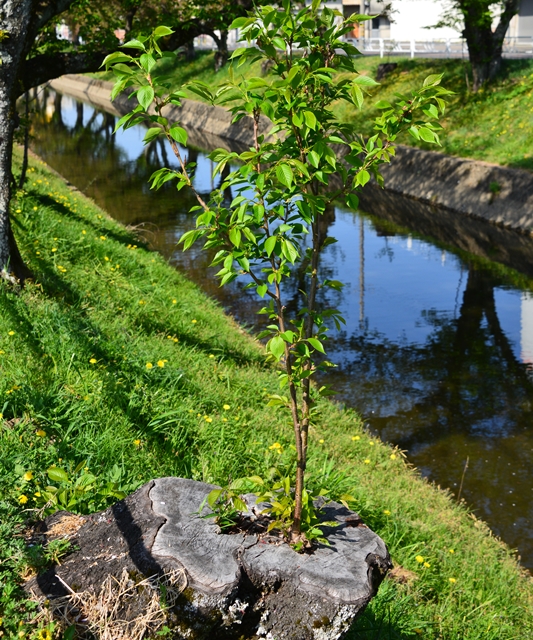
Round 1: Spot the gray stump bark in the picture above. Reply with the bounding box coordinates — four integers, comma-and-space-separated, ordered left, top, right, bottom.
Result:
26, 478, 392, 639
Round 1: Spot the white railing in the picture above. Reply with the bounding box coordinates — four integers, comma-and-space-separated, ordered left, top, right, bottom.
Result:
194, 33, 533, 59
347, 36, 533, 58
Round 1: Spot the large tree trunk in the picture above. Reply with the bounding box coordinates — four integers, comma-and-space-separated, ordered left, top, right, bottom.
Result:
461, 0, 520, 91
213, 30, 229, 72
0, 0, 34, 282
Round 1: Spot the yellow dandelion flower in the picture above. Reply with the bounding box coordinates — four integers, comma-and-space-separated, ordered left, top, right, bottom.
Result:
383, 509, 391, 515
36, 430, 46, 437
208, 354, 215, 359
139, 300, 145, 305
23, 471, 33, 481
134, 439, 141, 447
89, 358, 97, 364
33, 206, 38, 211
415, 555, 424, 563
8, 330, 14, 336
449, 548, 455, 554
82, 230, 86, 234
423, 562, 431, 568
192, 319, 197, 323
100, 235, 106, 240
449, 577, 457, 583
38, 629, 52, 640
223, 404, 230, 410
34, 491, 41, 497
36, 251, 40, 255
352, 435, 360, 441
390, 453, 397, 460
167, 335, 172, 339
157, 360, 165, 368
205, 416, 212, 423
369, 441, 375, 446
319, 438, 324, 444
19, 495, 28, 505
222, 418, 228, 422
269, 442, 282, 450
104, 256, 109, 261
364, 459, 370, 464
51, 247, 57, 252
172, 299, 177, 304
173, 338, 178, 343
146, 362, 153, 369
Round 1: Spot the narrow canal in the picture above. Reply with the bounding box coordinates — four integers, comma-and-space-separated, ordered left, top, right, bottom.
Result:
29, 88, 533, 570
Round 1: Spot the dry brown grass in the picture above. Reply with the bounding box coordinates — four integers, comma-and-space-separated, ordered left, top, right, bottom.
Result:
30, 568, 187, 639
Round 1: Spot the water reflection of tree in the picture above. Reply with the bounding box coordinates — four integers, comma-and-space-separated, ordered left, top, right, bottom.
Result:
330, 264, 533, 447
30, 91, 209, 231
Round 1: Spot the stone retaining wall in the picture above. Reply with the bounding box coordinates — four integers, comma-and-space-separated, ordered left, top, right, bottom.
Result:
49, 73, 533, 235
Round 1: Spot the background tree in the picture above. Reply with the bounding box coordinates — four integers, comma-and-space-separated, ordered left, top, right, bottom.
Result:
432, 0, 520, 90
0, 0, 254, 283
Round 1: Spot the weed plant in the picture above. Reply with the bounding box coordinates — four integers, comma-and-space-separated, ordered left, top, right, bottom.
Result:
0, 149, 532, 638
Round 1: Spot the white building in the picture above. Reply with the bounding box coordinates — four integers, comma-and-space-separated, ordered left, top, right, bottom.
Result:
321, 0, 533, 41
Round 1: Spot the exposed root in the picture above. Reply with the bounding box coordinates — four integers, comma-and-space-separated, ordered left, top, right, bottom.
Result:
30, 568, 187, 639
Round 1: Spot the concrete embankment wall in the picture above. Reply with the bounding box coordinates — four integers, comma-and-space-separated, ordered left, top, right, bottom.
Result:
50, 74, 533, 236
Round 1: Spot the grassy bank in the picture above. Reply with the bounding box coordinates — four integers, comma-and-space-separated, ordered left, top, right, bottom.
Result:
96, 51, 533, 172
1, 149, 532, 639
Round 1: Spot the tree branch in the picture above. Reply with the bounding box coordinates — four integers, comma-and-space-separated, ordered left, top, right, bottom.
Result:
18, 49, 111, 96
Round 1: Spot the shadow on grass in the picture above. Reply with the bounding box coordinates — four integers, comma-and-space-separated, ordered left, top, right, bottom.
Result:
347, 605, 412, 640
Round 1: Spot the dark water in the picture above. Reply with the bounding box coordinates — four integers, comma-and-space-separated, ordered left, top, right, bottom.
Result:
29, 88, 533, 569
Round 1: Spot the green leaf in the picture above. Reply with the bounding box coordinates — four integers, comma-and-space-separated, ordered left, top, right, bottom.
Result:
409, 125, 420, 141
143, 127, 161, 144
350, 84, 364, 110
139, 53, 156, 74
257, 283, 268, 298
137, 85, 155, 111
169, 124, 188, 145
122, 38, 146, 51
230, 47, 248, 59
264, 236, 277, 257
346, 193, 359, 210
418, 127, 436, 143
375, 99, 392, 109
47, 467, 69, 483
282, 239, 299, 264
102, 52, 133, 68
353, 74, 379, 87
276, 164, 293, 188
303, 111, 317, 129
423, 73, 442, 87
356, 169, 370, 187
207, 489, 222, 508
423, 104, 439, 119
308, 337, 325, 353
229, 227, 242, 247
308, 150, 320, 168
154, 25, 174, 38
268, 336, 286, 361
229, 17, 250, 30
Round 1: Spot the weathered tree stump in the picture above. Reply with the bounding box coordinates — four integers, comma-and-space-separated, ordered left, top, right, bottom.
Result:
26, 478, 391, 639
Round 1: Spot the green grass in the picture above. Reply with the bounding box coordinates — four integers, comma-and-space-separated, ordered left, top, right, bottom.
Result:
1, 149, 532, 639
97, 51, 533, 171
